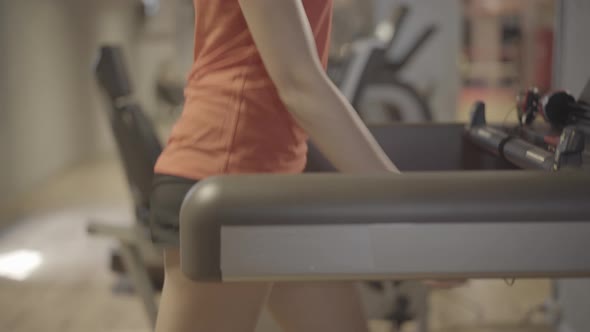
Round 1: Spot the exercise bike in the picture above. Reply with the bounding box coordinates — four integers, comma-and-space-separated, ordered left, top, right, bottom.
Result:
328, 5, 437, 123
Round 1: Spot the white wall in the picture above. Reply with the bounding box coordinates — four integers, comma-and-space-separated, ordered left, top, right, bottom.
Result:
0, 0, 188, 222
0, 0, 103, 213
553, 0, 590, 96
553, 1, 590, 332
374, 0, 462, 122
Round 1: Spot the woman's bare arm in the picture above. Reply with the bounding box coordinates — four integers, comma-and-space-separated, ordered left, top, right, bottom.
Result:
238, 0, 399, 173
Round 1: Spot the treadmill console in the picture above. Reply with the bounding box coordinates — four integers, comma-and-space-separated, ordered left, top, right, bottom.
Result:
467, 81, 590, 171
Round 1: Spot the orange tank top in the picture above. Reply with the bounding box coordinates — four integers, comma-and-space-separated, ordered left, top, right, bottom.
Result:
154, 0, 333, 180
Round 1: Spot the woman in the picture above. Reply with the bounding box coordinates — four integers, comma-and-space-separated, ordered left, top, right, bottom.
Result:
150, 0, 399, 331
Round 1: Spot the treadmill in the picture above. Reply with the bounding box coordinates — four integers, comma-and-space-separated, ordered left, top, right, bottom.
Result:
179, 92, 590, 282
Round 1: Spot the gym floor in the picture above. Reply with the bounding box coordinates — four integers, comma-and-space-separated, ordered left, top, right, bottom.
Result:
0, 153, 553, 332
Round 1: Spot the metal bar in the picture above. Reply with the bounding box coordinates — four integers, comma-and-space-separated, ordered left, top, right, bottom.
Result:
179, 171, 590, 281
87, 222, 140, 245
220, 221, 590, 281
118, 243, 159, 327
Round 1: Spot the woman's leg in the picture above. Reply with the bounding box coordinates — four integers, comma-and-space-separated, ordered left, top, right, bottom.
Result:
155, 248, 270, 332
267, 282, 369, 332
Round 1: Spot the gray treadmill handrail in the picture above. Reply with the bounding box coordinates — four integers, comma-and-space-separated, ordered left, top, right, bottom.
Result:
179, 171, 590, 280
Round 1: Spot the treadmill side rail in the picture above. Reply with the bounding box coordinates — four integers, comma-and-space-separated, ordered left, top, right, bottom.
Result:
221, 222, 590, 281
180, 171, 590, 281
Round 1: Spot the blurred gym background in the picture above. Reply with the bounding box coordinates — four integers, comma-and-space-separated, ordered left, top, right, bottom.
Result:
0, 0, 588, 331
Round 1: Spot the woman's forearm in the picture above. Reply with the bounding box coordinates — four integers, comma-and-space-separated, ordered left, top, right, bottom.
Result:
280, 74, 399, 174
